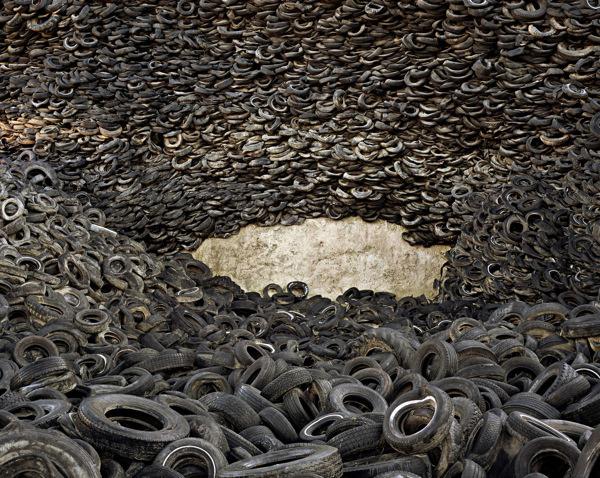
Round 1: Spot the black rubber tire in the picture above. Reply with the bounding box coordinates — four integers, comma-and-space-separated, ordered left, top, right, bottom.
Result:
503, 357, 545, 390
306, 378, 332, 411
300, 412, 346, 442
449, 318, 484, 342
410, 339, 458, 381
0, 360, 18, 391
528, 362, 582, 399
393, 373, 429, 397
491, 339, 529, 364
7, 398, 71, 429
259, 406, 298, 443
562, 314, 600, 339
100, 458, 126, 478
451, 397, 483, 451
502, 393, 560, 419
200, 392, 261, 432
326, 422, 384, 459
542, 419, 593, 444
234, 340, 270, 366
525, 303, 569, 322
13, 335, 59, 367
573, 422, 600, 478
239, 425, 283, 452
154, 394, 208, 417
373, 473, 421, 478
184, 371, 232, 398
456, 363, 507, 382
274, 359, 289, 377
0, 388, 29, 409
70, 431, 100, 469
74, 393, 190, 460
431, 377, 485, 412
383, 385, 452, 454
230, 446, 254, 462
10, 356, 71, 390
74, 309, 111, 334
236, 384, 276, 413
261, 368, 313, 402
454, 340, 496, 365
0, 423, 101, 477
217, 443, 343, 478
283, 387, 318, 428
342, 357, 382, 376
352, 367, 393, 399
137, 351, 195, 374
442, 459, 486, 478
475, 385, 503, 411
563, 383, 600, 426
474, 379, 514, 407
361, 328, 416, 368
153, 437, 228, 477
325, 416, 375, 442
511, 436, 580, 478
506, 412, 576, 444
220, 425, 262, 457
342, 453, 432, 478
186, 415, 229, 453
327, 383, 387, 416
239, 357, 277, 390
486, 302, 528, 324
133, 465, 184, 477
465, 409, 506, 469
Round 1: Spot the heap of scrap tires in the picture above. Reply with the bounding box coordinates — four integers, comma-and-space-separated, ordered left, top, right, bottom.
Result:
2, 0, 600, 477
1, 1, 599, 254
0, 161, 599, 477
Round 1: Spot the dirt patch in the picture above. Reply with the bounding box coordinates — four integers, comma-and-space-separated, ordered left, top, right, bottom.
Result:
194, 218, 449, 299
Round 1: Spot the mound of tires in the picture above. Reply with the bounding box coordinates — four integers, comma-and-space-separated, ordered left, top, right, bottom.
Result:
0, 159, 599, 477
2, 1, 600, 254
440, 173, 600, 305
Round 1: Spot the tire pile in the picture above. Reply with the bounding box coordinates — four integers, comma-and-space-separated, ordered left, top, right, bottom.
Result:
439, 171, 600, 304
0, 163, 599, 477
3, 1, 600, 477
1, 1, 600, 253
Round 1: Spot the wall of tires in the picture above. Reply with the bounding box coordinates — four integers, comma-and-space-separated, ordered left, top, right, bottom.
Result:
1, 1, 600, 477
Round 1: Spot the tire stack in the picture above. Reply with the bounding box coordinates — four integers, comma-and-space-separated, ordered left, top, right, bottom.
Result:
0, 160, 599, 477
0, 1, 599, 253
439, 172, 600, 304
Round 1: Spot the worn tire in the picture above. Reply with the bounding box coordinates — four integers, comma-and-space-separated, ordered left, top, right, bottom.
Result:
383, 385, 452, 454
154, 437, 228, 478
0, 424, 100, 477
511, 436, 580, 478
217, 443, 342, 478
74, 394, 189, 460
327, 383, 387, 416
